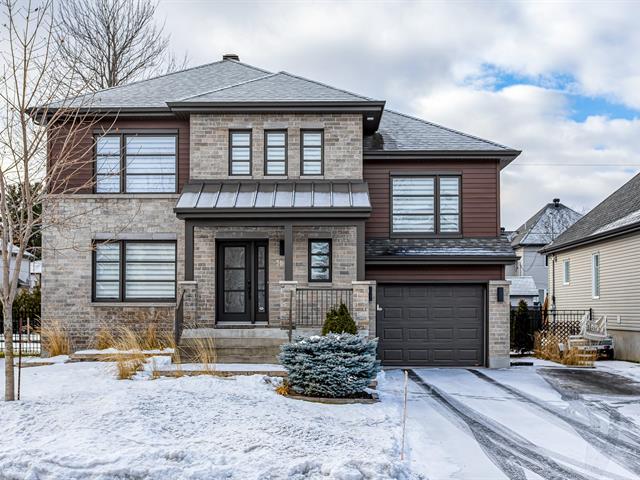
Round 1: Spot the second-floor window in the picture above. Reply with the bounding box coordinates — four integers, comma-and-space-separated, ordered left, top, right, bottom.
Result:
95, 134, 177, 193
391, 175, 461, 235
301, 130, 323, 175
229, 130, 252, 175
264, 130, 287, 175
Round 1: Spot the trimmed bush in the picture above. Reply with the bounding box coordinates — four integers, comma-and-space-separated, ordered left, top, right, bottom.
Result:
321, 303, 357, 335
278, 333, 380, 398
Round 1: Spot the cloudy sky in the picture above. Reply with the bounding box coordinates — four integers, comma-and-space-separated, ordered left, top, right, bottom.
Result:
156, 0, 640, 229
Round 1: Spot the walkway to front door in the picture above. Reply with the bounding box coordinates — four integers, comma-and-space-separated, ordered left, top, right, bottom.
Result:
216, 241, 268, 323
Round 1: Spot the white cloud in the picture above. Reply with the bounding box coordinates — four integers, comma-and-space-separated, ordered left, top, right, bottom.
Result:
156, 0, 640, 228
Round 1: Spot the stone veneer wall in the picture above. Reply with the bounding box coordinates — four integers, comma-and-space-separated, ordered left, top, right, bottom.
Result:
488, 280, 510, 368
41, 195, 184, 351
192, 225, 358, 327
190, 113, 363, 180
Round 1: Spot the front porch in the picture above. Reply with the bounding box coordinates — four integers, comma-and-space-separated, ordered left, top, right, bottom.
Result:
172, 180, 375, 361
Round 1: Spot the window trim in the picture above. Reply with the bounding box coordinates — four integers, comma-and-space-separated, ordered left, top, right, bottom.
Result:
390, 174, 462, 237
308, 239, 332, 283
229, 129, 253, 176
592, 252, 600, 299
300, 129, 324, 176
93, 132, 178, 194
562, 258, 571, 285
92, 239, 177, 303
264, 129, 288, 176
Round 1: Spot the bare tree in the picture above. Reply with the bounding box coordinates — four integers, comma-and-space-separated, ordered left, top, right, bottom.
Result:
0, 0, 121, 401
56, 0, 187, 91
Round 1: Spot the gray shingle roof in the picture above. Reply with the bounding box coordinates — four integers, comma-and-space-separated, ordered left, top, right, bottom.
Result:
507, 276, 539, 296
363, 109, 517, 152
175, 72, 375, 103
543, 172, 640, 252
59, 60, 271, 109
511, 202, 582, 247
365, 236, 516, 260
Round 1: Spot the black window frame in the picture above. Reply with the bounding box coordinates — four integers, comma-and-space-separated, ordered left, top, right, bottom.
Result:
300, 129, 324, 176
390, 174, 462, 237
92, 239, 177, 303
93, 132, 178, 194
264, 129, 288, 176
229, 129, 253, 176
308, 239, 332, 283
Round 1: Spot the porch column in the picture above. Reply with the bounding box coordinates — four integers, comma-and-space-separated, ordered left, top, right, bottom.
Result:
185, 220, 195, 281
356, 221, 366, 281
284, 222, 293, 281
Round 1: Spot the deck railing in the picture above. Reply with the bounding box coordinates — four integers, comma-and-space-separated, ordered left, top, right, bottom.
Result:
295, 287, 353, 328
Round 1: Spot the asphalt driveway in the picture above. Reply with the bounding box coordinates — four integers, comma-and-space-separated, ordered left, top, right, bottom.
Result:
388, 361, 640, 479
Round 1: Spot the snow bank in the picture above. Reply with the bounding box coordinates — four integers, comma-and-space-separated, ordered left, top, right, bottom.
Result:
0, 360, 416, 479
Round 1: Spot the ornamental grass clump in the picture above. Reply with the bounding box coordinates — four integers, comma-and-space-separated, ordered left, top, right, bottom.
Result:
321, 303, 357, 335
279, 334, 380, 398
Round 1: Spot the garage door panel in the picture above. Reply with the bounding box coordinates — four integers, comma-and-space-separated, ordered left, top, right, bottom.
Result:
377, 283, 485, 367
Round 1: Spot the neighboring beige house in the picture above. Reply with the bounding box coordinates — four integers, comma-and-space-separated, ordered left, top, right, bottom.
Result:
541, 173, 640, 361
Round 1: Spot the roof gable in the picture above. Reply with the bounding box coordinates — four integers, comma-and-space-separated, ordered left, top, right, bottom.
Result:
511, 202, 583, 247
544, 172, 640, 252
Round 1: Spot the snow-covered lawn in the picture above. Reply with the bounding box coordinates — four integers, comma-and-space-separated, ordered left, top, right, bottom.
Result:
1, 358, 640, 479
0, 359, 413, 480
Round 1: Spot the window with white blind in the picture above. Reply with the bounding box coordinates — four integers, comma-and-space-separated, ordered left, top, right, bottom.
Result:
391, 175, 461, 234
229, 130, 252, 175
592, 253, 600, 299
264, 130, 287, 175
95, 134, 177, 193
301, 130, 323, 175
93, 241, 176, 302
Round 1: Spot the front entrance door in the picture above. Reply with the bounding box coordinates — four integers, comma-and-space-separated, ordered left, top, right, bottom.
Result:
216, 241, 268, 323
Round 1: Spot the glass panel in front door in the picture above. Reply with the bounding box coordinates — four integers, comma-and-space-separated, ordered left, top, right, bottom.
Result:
223, 246, 246, 314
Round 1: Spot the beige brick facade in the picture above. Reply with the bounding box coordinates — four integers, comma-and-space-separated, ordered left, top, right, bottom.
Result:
488, 280, 511, 368
41, 194, 184, 350
190, 113, 362, 180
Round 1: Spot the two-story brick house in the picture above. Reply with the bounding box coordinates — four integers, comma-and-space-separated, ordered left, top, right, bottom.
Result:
43, 55, 520, 368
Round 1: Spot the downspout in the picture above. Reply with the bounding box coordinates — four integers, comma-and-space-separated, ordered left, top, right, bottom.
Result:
551, 254, 556, 309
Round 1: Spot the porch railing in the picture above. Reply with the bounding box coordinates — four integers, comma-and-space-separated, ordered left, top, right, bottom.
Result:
295, 287, 353, 328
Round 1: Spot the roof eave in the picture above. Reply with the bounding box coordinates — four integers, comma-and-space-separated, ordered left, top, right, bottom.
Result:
541, 222, 640, 254
174, 207, 372, 220
363, 149, 521, 168
365, 255, 519, 265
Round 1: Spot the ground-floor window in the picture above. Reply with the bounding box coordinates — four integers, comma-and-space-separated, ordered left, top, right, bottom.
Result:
308, 239, 332, 282
93, 240, 176, 302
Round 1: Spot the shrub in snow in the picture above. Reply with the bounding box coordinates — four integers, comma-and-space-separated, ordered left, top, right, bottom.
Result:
278, 334, 380, 398
321, 303, 357, 335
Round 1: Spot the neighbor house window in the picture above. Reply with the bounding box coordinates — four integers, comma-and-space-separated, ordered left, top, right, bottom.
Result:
592, 253, 600, 298
301, 130, 323, 175
264, 130, 287, 175
95, 134, 177, 193
93, 241, 176, 302
308, 239, 331, 282
391, 175, 461, 234
229, 130, 252, 175
563, 259, 571, 284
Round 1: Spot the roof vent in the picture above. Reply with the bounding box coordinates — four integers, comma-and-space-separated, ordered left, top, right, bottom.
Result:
553, 198, 560, 207
222, 53, 240, 61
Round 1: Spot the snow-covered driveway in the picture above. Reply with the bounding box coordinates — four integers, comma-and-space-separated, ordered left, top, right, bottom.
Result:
391, 362, 640, 480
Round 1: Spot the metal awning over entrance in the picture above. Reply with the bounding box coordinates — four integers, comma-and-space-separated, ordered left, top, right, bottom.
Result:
175, 180, 371, 219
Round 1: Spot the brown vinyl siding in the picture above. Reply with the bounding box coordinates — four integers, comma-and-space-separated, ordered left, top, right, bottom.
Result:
366, 264, 504, 282
48, 118, 190, 194
364, 159, 500, 238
